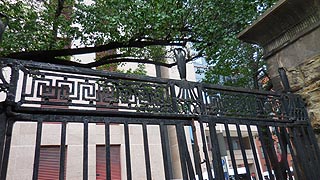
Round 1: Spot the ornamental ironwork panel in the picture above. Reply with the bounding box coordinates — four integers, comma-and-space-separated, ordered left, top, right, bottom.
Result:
0, 58, 308, 121
20, 68, 173, 113
0, 58, 319, 180
203, 89, 281, 118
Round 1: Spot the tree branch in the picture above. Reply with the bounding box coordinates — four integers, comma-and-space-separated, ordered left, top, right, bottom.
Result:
87, 58, 174, 68
50, 0, 65, 49
6, 40, 184, 61
186, 50, 204, 63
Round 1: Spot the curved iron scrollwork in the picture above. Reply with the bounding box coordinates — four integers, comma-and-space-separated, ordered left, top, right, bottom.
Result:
170, 80, 202, 115
203, 89, 286, 120
281, 94, 308, 121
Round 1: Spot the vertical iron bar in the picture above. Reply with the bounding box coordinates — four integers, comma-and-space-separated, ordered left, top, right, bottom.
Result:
301, 126, 320, 174
59, 121, 67, 180
83, 120, 88, 180
257, 126, 275, 180
142, 123, 152, 180
0, 63, 18, 180
0, 120, 14, 180
124, 122, 132, 180
180, 124, 196, 180
157, 62, 173, 179
291, 127, 313, 180
284, 127, 302, 180
0, 104, 7, 172
198, 120, 214, 180
32, 120, 43, 180
306, 125, 320, 158
104, 120, 111, 180
191, 120, 203, 180
159, 123, 172, 180
196, 84, 214, 180
208, 121, 224, 179
236, 124, 250, 179
247, 125, 263, 180
306, 125, 320, 176
162, 125, 173, 179
225, 124, 239, 180
274, 126, 293, 180
185, 146, 196, 180
175, 123, 188, 180
265, 126, 284, 180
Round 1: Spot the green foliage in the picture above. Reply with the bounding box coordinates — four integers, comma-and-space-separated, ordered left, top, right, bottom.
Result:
0, 0, 76, 54
0, 0, 277, 87
96, 63, 119, 72
119, 63, 147, 76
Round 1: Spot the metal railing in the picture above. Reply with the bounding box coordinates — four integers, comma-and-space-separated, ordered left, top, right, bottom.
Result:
0, 58, 319, 180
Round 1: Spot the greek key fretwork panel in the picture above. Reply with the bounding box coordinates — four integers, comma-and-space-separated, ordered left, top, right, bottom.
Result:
18, 68, 173, 113
96, 79, 173, 113
1, 59, 308, 121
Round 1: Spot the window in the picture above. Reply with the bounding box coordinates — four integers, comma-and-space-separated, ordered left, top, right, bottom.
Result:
96, 145, 121, 180
224, 137, 240, 150
260, 146, 265, 158
38, 146, 67, 180
232, 139, 240, 150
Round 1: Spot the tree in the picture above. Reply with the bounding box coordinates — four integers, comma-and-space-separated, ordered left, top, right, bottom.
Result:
2, 1, 293, 179
0, 0, 276, 87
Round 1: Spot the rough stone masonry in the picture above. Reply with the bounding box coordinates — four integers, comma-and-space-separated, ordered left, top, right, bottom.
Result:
238, 0, 320, 143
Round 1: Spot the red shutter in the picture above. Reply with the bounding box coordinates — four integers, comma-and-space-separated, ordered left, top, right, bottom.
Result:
38, 146, 66, 180
96, 145, 121, 180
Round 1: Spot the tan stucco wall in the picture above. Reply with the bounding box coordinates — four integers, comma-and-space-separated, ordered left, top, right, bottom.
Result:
6, 122, 168, 180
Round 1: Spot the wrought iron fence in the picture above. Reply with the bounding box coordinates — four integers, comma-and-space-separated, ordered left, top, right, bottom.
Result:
0, 58, 319, 180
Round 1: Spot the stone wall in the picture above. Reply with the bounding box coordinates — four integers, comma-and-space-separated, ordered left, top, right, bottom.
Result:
265, 26, 320, 92
264, 26, 320, 132
238, 0, 320, 142
286, 55, 320, 131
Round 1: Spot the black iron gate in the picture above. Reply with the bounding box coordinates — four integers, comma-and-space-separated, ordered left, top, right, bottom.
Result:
0, 58, 319, 180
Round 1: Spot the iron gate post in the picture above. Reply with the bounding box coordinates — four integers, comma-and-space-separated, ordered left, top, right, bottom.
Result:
0, 103, 7, 173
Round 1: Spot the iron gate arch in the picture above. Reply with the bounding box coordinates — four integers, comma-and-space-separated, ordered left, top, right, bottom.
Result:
0, 58, 319, 180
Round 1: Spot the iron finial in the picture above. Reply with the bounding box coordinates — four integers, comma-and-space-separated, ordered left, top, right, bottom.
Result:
174, 48, 187, 80
278, 67, 291, 92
